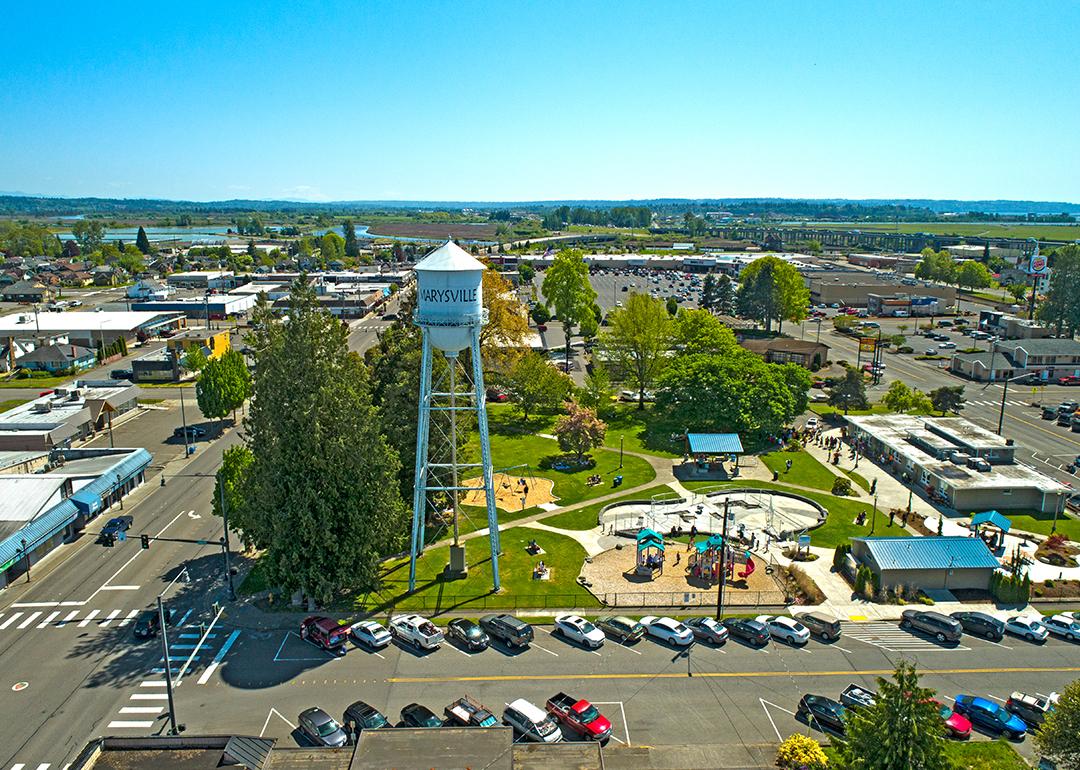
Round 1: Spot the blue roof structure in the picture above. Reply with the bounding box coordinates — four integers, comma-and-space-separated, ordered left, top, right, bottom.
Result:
970, 510, 1012, 533
686, 433, 744, 455
636, 528, 665, 552
854, 536, 1000, 571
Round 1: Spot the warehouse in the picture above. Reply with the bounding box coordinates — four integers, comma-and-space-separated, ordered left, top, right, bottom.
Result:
0, 311, 184, 348
850, 536, 1001, 592
0, 380, 140, 451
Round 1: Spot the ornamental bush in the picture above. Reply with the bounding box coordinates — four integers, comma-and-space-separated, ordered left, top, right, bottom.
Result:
775, 733, 828, 769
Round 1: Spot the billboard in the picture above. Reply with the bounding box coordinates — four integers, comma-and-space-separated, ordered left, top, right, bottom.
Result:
859, 337, 877, 353
1028, 245, 1049, 275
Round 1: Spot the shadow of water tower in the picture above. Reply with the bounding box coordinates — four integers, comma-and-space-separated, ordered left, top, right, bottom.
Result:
408, 240, 501, 592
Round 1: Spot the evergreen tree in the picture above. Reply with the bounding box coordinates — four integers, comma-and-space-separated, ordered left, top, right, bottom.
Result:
715, 274, 735, 315
241, 278, 407, 603
135, 226, 152, 255
700, 273, 717, 310
343, 220, 360, 258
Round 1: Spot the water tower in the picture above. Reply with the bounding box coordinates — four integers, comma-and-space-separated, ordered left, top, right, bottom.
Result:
408, 240, 501, 592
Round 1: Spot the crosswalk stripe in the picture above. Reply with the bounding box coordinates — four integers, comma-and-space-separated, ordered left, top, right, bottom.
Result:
0, 612, 24, 630
130, 693, 170, 700
139, 680, 167, 687
16, 612, 42, 630
11, 764, 25, 770
56, 610, 79, 627
77, 610, 100, 628
119, 610, 139, 626
37, 611, 60, 628
107, 720, 154, 729
35, 764, 50, 770
120, 706, 164, 714
99, 609, 121, 627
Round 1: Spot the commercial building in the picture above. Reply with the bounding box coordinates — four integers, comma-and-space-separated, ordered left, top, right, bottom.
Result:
0, 311, 185, 348
166, 270, 235, 290
977, 310, 1050, 341
739, 338, 829, 369
132, 330, 231, 383
131, 294, 256, 320
0, 380, 140, 451
0, 447, 152, 588
846, 414, 1068, 513
805, 272, 954, 308
949, 337, 1080, 382
846, 253, 920, 272
866, 294, 941, 317
850, 536, 1000, 592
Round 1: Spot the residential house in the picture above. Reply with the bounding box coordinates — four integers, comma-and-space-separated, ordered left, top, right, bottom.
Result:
2, 280, 55, 303
91, 266, 118, 286
16, 344, 96, 373
739, 338, 829, 370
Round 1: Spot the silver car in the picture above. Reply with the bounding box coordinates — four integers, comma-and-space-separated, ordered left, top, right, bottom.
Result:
299, 707, 348, 747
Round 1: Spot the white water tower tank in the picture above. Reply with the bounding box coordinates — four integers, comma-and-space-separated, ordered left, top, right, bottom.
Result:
413, 240, 486, 352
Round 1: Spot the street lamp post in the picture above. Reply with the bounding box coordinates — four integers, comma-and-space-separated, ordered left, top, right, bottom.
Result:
714, 498, 732, 621
869, 492, 879, 535
20, 538, 30, 583
218, 479, 236, 601
997, 372, 1032, 436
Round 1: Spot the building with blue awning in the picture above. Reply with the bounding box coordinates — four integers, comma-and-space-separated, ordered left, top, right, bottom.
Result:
0, 447, 151, 588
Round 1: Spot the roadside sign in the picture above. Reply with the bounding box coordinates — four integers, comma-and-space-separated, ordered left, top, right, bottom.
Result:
798, 534, 811, 546
859, 337, 877, 353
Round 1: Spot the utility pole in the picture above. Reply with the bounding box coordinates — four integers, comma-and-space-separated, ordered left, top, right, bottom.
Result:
218, 479, 236, 600
158, 595, 179, 735
179, 387, 190, 450
714, 498, 731, 621
20, 538, 30, 583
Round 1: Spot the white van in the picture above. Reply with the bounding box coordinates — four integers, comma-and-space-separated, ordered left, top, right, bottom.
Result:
503, 698, 563, 743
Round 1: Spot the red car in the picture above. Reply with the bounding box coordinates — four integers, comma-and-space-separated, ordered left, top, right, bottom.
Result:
1059, 376, 1080, 386
932, 699, 971, 739
300, 615, 350, 656
546, 692, 612, 741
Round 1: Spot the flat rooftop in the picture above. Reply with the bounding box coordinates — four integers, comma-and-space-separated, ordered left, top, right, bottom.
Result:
0, 311, 182, 334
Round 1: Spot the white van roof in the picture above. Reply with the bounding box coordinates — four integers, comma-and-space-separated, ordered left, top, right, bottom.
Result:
507, 698, 548, 723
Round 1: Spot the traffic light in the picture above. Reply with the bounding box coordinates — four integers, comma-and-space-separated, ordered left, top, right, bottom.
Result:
141, 534, 150, 550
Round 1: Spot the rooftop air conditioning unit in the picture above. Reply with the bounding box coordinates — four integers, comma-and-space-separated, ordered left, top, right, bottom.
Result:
32, 402, 52, 413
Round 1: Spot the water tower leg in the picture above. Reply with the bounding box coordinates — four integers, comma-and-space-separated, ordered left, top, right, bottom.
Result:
408, 333, 434, 593
471, 330, 501, 592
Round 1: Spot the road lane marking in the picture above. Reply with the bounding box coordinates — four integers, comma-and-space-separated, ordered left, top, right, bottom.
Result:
37, 611, 60, 628
99, 609, 121, 627
139, 681, 167, 687
196, 629, 241, 685
175, 605, 223, 684
107, 720, 154, 728
11, 602, 61, 608
119, 609, 139, 626
176, 608, 193, 627
84, 510, 186, 602
120, 706, 164, 714
16, 612, 42, 629
99, 585, 139, 591
77, 610, 100, 628
388, 664, 1080, 684
129, 693, 170, 700
56, 610, 79, 627
0, 612, 24, 630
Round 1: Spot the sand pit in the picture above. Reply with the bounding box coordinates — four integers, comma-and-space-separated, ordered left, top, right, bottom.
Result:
461, 472, 559, 511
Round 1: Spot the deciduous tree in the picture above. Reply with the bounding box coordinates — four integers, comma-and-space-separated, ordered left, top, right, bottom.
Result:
553, 401, 607, 461
71, 219, 105, 253
929, 385, 965, 415
600, 293, 672, 409
480, 266, 531, 370
736, 256, 809, 332
670, 308, 738, 355
505, 350, 573, 420
1034, 677, 1080, 769
541, 248, 597, 370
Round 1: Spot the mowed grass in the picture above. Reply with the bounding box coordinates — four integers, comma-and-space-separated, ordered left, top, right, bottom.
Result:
357, 527, 599, 613
544, 484, 674, 530
680, 478, 909, 548
0, 398, 30, 413
963, 508, 1080, 542
798, 220, 1080, 241
760, 449, 845, 493
823, 739, 1027, 769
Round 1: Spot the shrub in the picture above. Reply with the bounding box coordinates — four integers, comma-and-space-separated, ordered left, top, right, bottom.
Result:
785, 438, 802, 452
775, 733, 828, 770
831, 477, 852, 497
15, 368, 31, 379
1044, 579, 1055, 588
787, 564, 826, 604
832, 543, 851, 570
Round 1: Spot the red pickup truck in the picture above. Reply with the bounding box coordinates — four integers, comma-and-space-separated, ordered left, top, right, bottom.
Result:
300, 615, 350, 656
545, 692, 612, 741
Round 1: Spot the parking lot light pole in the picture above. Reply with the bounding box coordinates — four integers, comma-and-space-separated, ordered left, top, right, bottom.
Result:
158, 595, 180, 735
218, 480, 236, 601
869, 493, 879, 535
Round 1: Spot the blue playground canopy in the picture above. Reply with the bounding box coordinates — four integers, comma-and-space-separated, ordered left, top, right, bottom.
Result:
636, 528, 665, 552
970, 510, 1012, 533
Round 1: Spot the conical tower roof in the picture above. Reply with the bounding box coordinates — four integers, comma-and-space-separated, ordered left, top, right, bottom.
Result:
414, 240, 486, 272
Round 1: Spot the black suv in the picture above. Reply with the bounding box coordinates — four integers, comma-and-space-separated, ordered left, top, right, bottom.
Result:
900, 610, 963, 643
950, 611, 1004, 641
721, 617, 770, 647
479, 613, 534, 648
133, 606, 176, 639
343, 700, 389, 740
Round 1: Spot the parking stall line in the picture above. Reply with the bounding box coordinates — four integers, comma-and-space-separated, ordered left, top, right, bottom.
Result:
530, 642, 559, 657
36, 611, 60, 628
16, 612, 42, 630
613, 641, 642, 655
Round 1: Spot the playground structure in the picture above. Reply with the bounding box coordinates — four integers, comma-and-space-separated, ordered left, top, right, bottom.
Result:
601, 486, 826, 545
635, 528, 666, 576
687, 534, 756, 585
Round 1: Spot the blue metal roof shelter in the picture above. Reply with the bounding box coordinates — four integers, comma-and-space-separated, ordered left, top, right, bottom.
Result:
970, 510, 1012, 533
853, 536, 1000, 572
686, 433, 744, 455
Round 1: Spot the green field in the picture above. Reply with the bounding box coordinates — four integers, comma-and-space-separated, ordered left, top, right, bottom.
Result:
795, 220, 1080, 241
760, 449, 844, 493
824, 739, 1027, 769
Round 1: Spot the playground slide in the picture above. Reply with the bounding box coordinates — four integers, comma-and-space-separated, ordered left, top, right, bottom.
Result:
738, 556, 756, 579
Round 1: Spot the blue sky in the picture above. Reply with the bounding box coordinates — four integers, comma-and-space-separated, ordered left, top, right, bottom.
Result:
1, 1, 1078, 203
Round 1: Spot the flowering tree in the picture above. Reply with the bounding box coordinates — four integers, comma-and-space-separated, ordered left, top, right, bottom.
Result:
553, 401, 607, 462
775, 733, 828, 769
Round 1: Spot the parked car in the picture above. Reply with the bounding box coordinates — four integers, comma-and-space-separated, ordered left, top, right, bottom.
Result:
503, 698, 563, 743
553, 614, 606, 648
1006, 692, 1056, 727
796, 612, 842, 642
342, 701, 389, 739
298, 707, 348, 747
1059, 376, 1080, 386
595, 615, 645, 643
1004, 615, 1049, 643
949, 611, 1004, 641
639, 616, 693, 647
349, 620, 392, 649
1058, 412, 1072, 427
839, 684, 877, 711
172, 425, 207, 440
99, 516, 132, 543
110, 368, 133, 380
933, 700, 972, 739
133, 606, 176, 639
300, 616, 351, 656
900, 610, 963, 643
684, 616, 729, 645
399, 703, 442, 728
1043, 614, 1080, 641
389, 614, 444, 650
479, 613, 534, 648
756, 615, 810, 645
546, 693, 612, 741
798, 694, 847, 734
443, 695, 498, 728
1057, 401, 1079, 414
722, 617, 770, 647
446, 618, 490, 651
953, 695, 1027, 740
485, 388, 509, 403
1043, 407, 1059, 420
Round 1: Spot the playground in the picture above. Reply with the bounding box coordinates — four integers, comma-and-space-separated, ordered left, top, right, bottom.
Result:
460, 471, 559, 511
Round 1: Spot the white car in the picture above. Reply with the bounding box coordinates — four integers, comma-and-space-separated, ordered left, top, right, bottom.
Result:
640, 615, 693, 647
553, 614, 606, 648
1004, 615, 1049, 643
755, 615, 810, 646
350, 619, 392, 649
1043, 614, 1080, 641
805, 417, 820, 430
938, 341, 956, 349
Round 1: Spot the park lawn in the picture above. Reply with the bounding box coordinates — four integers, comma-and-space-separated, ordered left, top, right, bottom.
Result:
602, 403, 682, 459
810, 403, 892, 417
544, 484, 673, 530
842, 467, 871, 492
760, 449, 841, 492
356, 527, 598, 614
0, 374, 77, 389
679, 478, 909, 549
823, 739, 1026, 769
962, 508, 1080, 542
0, 398, 30, 413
